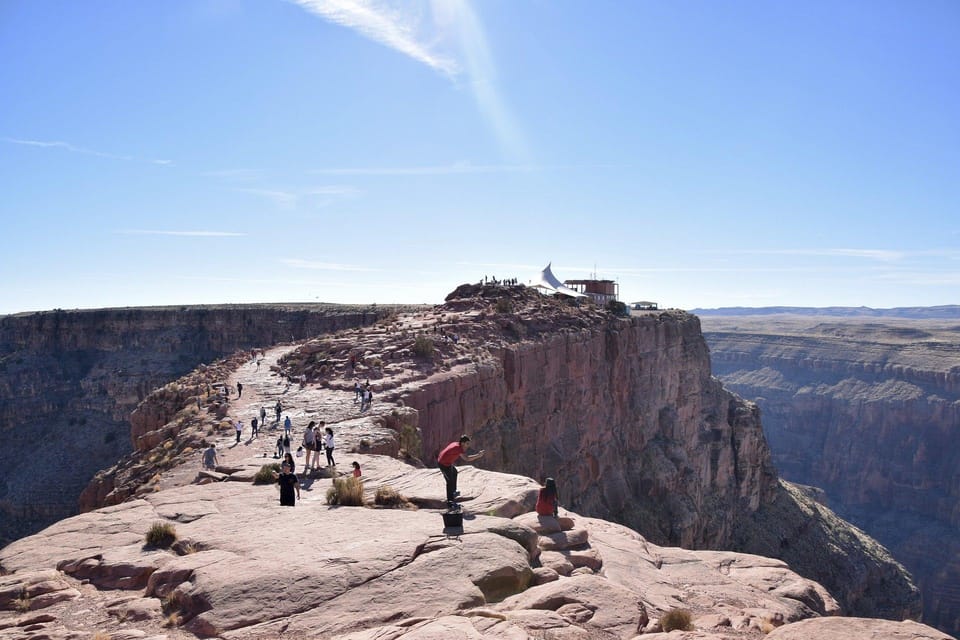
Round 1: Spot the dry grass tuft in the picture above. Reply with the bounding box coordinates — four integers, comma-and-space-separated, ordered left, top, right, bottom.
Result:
327, 477, 365, 506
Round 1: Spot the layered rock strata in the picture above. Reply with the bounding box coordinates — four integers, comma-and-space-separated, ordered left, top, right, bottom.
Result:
700, 313, 960, 635
0, 304, 408, 546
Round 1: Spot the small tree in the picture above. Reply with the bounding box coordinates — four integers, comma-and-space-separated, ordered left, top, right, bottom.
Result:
660, 608, 693, 632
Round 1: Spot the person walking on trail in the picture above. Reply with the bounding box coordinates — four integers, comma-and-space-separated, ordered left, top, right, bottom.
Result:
260, 406, 267, 427
275, 400, 282, 423
251, 416, 259, 438
303, 421, 317, 469
275, 462, 300, 506
236, 381, 243, 398
275, 435, 284, 459
323, 426, 336, 467
283, 415, 292, 437
234, 420, 243, 444
437, 435, 485, 511
354, 379, 362, 403
202, 443, 219, 471
536, 477, 560, 518
282, 433, 291, 457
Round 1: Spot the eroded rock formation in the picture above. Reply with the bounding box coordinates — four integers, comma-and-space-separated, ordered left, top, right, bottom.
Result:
700, 312, 960, 635
0, 304, 408, 546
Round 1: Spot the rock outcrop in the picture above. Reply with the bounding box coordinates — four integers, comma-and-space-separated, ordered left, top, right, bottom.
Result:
0, 304, 412, 546
6, 456, 942, 640
700, 312, 960, 636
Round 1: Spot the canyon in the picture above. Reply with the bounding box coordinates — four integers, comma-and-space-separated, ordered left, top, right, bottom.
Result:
0, 290, 941, 638
0, 304, 409, 547
699, 308, 960, 636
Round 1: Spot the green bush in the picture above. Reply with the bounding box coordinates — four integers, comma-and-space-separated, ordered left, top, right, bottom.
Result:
495, 297, 513, 314
254, 463, 280, 485
326, 477, 365, 506
145, 521, 177, 548
660, 608, 693, 632
412, 334, 434, 358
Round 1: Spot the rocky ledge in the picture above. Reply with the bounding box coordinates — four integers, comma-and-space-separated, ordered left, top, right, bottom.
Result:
2, 455, 952, 640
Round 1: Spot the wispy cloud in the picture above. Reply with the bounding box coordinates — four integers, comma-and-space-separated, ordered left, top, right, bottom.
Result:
236, 185, 361, 208
733, 248, 906, 261
236, 188, 299, 208
290, 0, 528, 161
290, 0, 459, 76
309, 162, 541, 176
116, 230, 246, 237
282, 258, 380, 272
4, 137, 172, 165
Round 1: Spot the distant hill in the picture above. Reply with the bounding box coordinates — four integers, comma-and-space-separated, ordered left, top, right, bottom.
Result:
691, 305, 960, 319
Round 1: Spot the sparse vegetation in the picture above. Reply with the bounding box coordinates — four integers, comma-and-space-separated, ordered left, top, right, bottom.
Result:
326, 477, 365, 506
412, 334, 434, 358
496, 297, 513, 314
374, 485, 410, 508
359, 438, 371, 449
660, 608, 693, 632
12, 589, 31, 613
145, 521, 177, 548
254, 463, 281, 484
92, 632, 112, 640
398, 423, 422, 460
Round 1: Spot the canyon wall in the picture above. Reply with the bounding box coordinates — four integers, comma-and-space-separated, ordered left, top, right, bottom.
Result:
390, 288, 918, 620
0, 304, 406, 546
700, 313, 960, 635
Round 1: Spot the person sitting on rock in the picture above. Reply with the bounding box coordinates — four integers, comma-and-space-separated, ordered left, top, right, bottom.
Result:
536, 477, 560, 518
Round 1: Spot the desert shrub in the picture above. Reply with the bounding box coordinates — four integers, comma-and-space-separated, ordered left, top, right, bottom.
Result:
254, 463, 280, 485
398, 423, 422, 459
660, 608, 693, 632
359, 438, 371, 449
606, 299, 628, 316
326, 477, 365, 506
412, 334, 434, 358
145, 521, 177, 548
374, 485, 407, 508
495, 297, 513, 314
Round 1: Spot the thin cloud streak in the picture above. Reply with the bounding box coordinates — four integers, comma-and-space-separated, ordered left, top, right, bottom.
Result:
4, 137, 172, 165
282, 259, 380, 272
290, 0, 459, 76
731, 248, 906, 261
309, 162, 543, 175
116, 230, 247, 237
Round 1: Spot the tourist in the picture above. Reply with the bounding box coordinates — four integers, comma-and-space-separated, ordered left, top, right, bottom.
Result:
354, 379, 362, 403
352, 461, 362, 478
282, 433, 291, 457
283, 452, 296, 474
536, 477, 560, 517
275, 435, 283, 459
202, 443, 218, 471
323, 427, 336, 467
275, 462, 300, 507
251, 416, 259, 438
303, 420, 317, 468
234, 420, 243, 444
236, 381, 243, 398
283, 414, 292, 437
260, 405, 267, 427
437, 435, 485, 511
275, 400, 282, 423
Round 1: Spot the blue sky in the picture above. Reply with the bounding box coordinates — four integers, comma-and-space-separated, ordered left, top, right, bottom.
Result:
2, 0, 958, 314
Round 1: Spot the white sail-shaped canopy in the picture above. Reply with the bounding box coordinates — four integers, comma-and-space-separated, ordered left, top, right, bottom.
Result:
534, 263, 588, 298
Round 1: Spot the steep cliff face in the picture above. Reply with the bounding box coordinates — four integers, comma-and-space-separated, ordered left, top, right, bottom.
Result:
389, 287, 918, 620
700, 314, 960, 635
0, 304, 405, 546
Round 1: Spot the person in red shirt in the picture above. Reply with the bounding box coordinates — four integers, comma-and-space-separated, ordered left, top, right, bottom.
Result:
535, 477, 559, 517
438, 435, 485, 511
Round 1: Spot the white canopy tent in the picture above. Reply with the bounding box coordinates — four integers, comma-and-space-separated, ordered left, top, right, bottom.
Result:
533, 263, 588, 298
